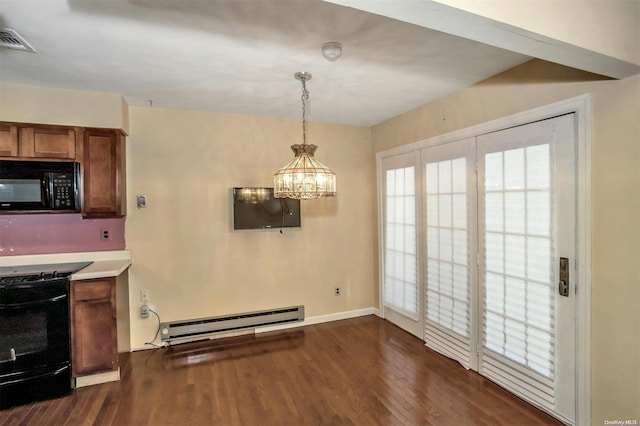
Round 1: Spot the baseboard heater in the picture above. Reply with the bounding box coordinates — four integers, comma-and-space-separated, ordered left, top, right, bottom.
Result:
160, 305, 304, 344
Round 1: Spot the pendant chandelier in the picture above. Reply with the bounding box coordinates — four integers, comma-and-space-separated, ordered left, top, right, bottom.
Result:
273, 72, 336, 199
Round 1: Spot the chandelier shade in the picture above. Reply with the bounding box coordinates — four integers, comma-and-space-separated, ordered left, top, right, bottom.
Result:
273, 72, 336, 200
274, 144, 336, 199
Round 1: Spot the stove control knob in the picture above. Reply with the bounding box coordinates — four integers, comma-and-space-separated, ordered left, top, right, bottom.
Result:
38, 272, 46, 280
52, 271, 59, 278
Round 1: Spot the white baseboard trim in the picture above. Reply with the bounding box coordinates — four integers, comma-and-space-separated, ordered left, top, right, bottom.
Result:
74, 368, 120, 388
130, 307, 380, 351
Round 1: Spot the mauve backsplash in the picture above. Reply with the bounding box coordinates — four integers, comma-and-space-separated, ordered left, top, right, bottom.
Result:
0, 214, 125, 256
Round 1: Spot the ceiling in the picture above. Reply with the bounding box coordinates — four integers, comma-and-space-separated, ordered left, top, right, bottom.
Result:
0, 0, 531, 127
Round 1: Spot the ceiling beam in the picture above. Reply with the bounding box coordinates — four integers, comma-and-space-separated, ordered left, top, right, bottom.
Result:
323, 0, 640, 79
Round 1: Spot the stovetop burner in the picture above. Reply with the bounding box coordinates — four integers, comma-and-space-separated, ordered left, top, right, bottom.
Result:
0, 271, 72, 284
0, 261, 92, 286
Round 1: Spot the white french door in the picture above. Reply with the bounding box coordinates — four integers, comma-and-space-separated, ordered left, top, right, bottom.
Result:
379, 113, 578, 423
380, 151, 423, 338
477, 115, 576, 423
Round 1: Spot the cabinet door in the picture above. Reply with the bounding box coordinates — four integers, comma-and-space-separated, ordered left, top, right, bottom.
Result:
19, 126, 76, 159
0, 123, 19, 157
82, 129, 126, 217
71, 278, 118, 377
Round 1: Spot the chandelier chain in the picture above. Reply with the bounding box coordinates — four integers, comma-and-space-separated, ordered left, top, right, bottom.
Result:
301, 77, 309, 146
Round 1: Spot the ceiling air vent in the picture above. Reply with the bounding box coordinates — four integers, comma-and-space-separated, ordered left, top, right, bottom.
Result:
0, 28, 36, 53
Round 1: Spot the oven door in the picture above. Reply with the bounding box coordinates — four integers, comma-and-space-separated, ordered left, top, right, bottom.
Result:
0, 279, 72, 409
0, 278, 71, 409
0, 280, 71, 375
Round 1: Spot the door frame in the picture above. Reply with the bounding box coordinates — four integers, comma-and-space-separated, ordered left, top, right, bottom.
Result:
376, 94, 591, 425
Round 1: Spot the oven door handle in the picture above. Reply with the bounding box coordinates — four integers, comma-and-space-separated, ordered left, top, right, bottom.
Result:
0, 365, 69, 387
0, 294, 67, 309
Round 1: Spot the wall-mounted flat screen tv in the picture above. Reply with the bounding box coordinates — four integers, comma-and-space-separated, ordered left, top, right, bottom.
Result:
232, 187, 301, 230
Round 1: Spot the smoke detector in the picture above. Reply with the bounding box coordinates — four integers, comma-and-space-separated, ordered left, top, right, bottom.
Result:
0, 29, 37, 53
321, 41, 342, 62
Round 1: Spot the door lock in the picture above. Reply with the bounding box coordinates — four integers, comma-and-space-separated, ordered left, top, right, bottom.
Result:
559, 257, 570, 297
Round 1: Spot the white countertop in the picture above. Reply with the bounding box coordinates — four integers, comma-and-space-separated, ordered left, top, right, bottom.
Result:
0, 250, 132, 280
71, 258, 131, 280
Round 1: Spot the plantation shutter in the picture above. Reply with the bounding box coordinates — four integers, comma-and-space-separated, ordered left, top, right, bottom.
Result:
477, 119, 559, 410
422, 138, 477, 369
382, 154, 419, 320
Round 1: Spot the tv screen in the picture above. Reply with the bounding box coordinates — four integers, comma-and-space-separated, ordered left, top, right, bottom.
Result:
232, 188, 301, 230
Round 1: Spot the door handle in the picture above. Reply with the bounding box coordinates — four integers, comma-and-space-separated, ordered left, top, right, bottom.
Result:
0, 294, 67, 310
559, 257, 570, 297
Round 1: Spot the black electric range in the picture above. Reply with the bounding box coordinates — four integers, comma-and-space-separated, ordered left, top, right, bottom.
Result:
0, 261, 92, 409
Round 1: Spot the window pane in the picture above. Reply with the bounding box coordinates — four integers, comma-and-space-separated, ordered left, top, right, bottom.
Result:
482, 142, 555, 380
425, 156, 470, 339
383, 166, 418, 318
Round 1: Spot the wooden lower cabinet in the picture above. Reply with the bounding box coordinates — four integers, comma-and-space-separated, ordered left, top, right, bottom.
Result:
71, 277, 118, 377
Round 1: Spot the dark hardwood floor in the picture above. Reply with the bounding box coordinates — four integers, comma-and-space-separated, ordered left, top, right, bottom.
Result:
1, 315, 560, 425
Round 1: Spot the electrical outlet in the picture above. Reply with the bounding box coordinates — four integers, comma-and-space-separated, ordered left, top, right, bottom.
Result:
140, 304, 149, 319
141, 289, 150, 302
335, 287, 340, 296
101, 229, 110, 241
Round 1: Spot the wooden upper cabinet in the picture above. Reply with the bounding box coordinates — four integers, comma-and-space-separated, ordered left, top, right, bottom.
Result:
0, 121, 78, 159
81, 128, 126, 218
0, 123, 19, 157
0, 121, 128, 219
19, 125, 77, 159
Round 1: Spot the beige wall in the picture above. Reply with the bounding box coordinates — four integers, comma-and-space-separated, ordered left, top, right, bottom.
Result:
0, 82, 129, 132
126, 106, 376, 348
372, 59, 640, 424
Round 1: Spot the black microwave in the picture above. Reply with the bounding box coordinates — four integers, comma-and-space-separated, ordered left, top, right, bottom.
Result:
0, 160, 80, 212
